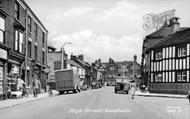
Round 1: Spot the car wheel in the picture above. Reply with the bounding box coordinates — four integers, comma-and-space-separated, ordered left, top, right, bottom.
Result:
115, 90, 117, 93
126, 91, 128, 94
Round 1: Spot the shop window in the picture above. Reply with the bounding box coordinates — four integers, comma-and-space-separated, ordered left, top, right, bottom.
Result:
177, 46, 186, 57
15, 1, 19, 20
155, 50, 162, 60
0, 17, 5, 43
176, 71, 187, 82
154, 72, 162, 82
28, 41, 32, 58
0, 66, 3, 95
14, 29, 24, 53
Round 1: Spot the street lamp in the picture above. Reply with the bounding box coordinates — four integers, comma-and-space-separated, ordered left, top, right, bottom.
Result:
61, 42, 71, 69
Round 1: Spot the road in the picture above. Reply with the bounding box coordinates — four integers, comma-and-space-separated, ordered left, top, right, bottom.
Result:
0, 87, 189, 119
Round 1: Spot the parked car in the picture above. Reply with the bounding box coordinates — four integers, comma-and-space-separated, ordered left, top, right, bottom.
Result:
114, 77, 132, 94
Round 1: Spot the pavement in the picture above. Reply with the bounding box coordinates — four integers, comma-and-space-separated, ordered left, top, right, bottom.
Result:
0, 87, 189, 119
135, 90, 187, 99
0, 90, 59, 110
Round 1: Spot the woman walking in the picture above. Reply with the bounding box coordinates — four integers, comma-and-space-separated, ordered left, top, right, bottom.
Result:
130, 80, 136, 99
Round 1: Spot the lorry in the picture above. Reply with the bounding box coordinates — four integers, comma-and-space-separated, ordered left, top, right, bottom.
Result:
55, 69, 80, 94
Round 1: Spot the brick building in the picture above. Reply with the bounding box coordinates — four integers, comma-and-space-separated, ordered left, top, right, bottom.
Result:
101, 57, 141, 85
0, 0, 48, 99
47, 44, 67, 81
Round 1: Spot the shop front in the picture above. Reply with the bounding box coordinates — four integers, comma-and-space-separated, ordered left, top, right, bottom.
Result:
0, 47, 8, 100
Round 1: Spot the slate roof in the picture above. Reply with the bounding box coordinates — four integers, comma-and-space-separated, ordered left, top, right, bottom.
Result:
47, 41, 56, 50
150, 28, 190, 49
68, 60, 82, 68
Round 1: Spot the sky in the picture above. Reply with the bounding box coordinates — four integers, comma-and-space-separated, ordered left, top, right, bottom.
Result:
25, 0, 190, 63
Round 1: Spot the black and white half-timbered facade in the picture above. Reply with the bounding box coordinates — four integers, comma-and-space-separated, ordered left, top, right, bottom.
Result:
142, 17, 190, 94
148, 28, 190, 94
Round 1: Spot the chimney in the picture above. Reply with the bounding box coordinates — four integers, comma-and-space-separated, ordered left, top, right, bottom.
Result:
78, 54, 84, 61
70, 54, 77, 61
134, 55, 137, 62
168, 17, 180, 33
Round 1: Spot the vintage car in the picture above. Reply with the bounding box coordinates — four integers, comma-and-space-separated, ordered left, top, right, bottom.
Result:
114, 77, 132, 94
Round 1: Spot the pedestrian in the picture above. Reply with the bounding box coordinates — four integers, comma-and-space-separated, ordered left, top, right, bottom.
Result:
7, 85, 11, 99
33, 75, 39, 98
22, 83, 28, 98
187, 90, 190, 103
48, 86, 53, 97
129, 80, 137, 99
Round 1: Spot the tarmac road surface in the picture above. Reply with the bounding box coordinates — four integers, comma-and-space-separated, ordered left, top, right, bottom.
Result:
0, 87, 189, 119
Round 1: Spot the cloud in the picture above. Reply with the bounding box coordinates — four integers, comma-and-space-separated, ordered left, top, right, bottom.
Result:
97, 0, 140, 22
51, 29, 142, 63
63, 7, 95, 18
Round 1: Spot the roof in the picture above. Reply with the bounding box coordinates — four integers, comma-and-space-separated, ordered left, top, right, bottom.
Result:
68, 60, 82, 68
76, 59, 90, 67
150, 28, 190, 49
47, 41, 56, 49
22, 0, 48, 33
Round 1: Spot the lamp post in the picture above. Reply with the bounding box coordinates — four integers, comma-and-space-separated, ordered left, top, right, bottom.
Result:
61, 42, 71, 69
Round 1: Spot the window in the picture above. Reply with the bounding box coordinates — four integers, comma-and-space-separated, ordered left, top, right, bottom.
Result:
34, 45, 37, 60
28, 41, 31, 58
177, 46, 187, 57
42, 51, 45, 64
176, 71, 187, 82
155, 50, 162, 60
34, 23, 37, 37
42, 32, 45, 43
54, 61, 61, 70
15, 2, 19, 19
0, 17, 5, 43
28, 16, 31, 32
14, 29, 24, 53
155, 72, 162, 82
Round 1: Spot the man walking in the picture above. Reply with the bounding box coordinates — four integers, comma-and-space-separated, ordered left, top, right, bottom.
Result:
33, 75, 39, 98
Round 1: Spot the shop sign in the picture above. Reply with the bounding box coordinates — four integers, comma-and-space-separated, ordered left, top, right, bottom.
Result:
0, 48, 7, 60
143, 9, 176, 31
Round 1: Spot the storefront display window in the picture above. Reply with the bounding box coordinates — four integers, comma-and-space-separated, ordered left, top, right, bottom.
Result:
0, 66, 4, 95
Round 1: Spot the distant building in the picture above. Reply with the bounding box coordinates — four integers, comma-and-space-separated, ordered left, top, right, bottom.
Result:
47, 44, 68, 80
70, 54, 91, 87
101, 57, 141, 85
